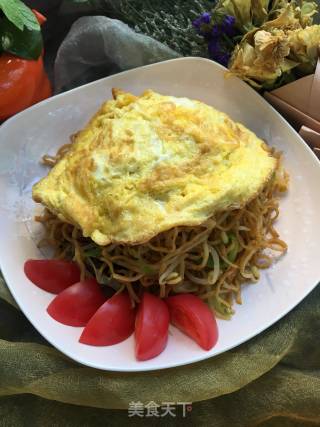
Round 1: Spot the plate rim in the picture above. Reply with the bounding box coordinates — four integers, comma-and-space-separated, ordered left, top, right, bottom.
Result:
0, 56, 319, 372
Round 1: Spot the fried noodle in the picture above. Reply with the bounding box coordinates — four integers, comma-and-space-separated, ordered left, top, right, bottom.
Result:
37, 142, 289, 319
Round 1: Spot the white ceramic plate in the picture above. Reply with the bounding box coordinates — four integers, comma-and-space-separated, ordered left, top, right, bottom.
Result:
0, 58, 319, 372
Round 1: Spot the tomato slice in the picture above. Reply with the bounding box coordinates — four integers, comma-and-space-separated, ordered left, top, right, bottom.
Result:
79, 291, 135, 346
165, 294, 218, 351
24, 259, 81, 294
47, 278, 105, 326
135, 292, 169, 361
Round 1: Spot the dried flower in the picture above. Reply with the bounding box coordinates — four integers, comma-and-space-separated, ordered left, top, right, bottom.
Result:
208, 38, 231, 66
192, 12, 212, 35
221, 15, 236, 36
216, 51, 231, 66
211, 24, 221, 37
192, 0, 319, 87
288, 25, 320, 73
193, 10, 238, 66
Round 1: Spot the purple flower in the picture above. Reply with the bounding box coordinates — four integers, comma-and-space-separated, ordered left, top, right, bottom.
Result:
192, 12, 211, 35
208, 38, 221, 56
211, 24, 221, 38
221, 15, 236, 36
193, 10, 235, 68
224, 15, 236, 26
208, 39, 230, 67
216, 52, 231, 67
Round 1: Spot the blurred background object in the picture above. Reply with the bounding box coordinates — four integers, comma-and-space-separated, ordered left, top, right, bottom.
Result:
0, 3, 52, 120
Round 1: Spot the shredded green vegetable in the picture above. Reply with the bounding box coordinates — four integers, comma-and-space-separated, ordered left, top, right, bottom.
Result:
139, 263, 156, 276
227, 233, 240, 263
100, 275, 122, 291
221, 231, 229, 244
83, 243, 102, 258
207, 232, 241, 270
207, 254, 215, 269
208, 296, 234, 320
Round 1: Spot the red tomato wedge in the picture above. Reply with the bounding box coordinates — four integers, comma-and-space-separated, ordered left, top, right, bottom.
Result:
135, 292, 169, 361
165, 294, 218, 351
79, 292, 135, 346
47, 278, 105, 326
24, 259, 81, 294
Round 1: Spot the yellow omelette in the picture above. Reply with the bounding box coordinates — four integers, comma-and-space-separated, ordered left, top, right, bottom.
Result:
33, 89, 276, 245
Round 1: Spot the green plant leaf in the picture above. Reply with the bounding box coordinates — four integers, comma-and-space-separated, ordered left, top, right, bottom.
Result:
0, 0, 40, 31
0, 16, 42, 59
